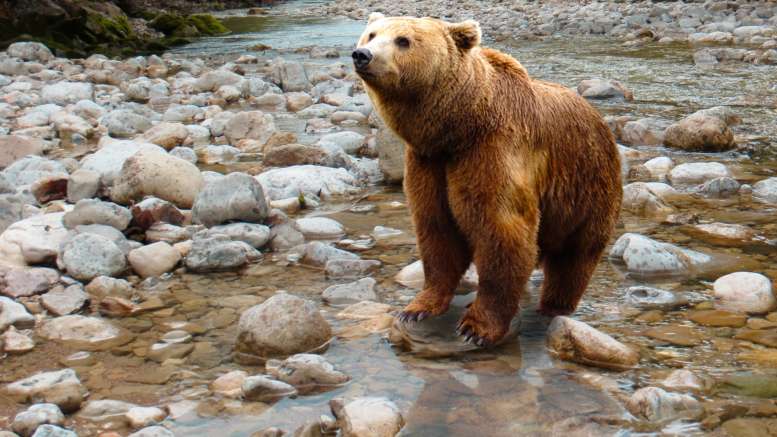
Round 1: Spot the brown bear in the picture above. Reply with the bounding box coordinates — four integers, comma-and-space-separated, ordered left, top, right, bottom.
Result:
354, 13, 622, 346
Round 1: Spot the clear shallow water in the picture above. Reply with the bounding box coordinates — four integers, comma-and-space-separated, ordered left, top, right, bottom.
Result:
3, 3, 777, 436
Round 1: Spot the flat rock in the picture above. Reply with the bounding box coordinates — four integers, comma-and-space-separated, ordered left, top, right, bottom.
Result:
0, 135, 45, 168
624, 286, 688, 310
2, 267, 59, 298
40, 285, 89, 316
643, 325, 703, 346
296, 217, 346, 240
209, 223, 271, 249
4, 369, 87, 413
40, 315, 129, 351
626, 387, 702, 422
0, 296, 35, 332
63, 199, 131, 231
256, 165, 360, 201
688, 310, 747, 327
323, 278, 378, 305
609, 233, 711, 276
669, 162, 731, 185
241, 375, 297, 402
266, 353, 349, 393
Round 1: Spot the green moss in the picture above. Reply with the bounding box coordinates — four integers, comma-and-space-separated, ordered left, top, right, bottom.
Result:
85, 12, 134, 43
149, 13, 186, 34
188, 14, 229, 36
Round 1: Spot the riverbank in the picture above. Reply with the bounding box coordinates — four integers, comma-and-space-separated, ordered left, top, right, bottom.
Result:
0, 2, 777, 436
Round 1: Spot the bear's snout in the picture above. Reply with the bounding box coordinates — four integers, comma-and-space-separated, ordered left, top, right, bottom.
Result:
352, 48, 373, 70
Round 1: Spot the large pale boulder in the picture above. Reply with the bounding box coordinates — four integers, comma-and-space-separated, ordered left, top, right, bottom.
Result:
713, 272, 775, 314
0, 212, 68, 267
256, 165, 360, 200
111, 149, 204, 208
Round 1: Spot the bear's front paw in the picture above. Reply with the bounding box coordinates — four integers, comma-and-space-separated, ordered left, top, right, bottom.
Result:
397, 288, 454, 323
456, 305, 511, 347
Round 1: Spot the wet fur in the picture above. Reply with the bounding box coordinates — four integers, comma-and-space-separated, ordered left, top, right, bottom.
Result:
359, 17, 622, 345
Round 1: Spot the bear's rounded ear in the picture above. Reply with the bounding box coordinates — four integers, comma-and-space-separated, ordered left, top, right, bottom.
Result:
447, 20, 482, 50
368, 12, 386, 24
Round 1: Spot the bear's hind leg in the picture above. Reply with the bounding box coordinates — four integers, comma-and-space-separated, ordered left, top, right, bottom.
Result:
538, 226, 609, 316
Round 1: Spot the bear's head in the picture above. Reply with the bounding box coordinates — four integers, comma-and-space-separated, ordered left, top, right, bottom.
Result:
352, 13, 482, 95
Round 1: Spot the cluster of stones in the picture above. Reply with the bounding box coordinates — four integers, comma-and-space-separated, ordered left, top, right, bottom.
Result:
312, 0, 777, 65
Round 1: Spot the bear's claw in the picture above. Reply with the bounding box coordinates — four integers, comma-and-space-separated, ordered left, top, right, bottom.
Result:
456, 321, 490, 347
397, 311, 430, 323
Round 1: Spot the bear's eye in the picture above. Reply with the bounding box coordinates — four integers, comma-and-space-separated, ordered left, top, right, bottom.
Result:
368, 32, 376, 41
395, 36, 410, 48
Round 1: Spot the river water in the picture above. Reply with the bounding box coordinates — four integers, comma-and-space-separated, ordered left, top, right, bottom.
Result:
4, 2, 777, 436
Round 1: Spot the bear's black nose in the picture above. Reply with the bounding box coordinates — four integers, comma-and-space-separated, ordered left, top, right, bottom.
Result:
352, 48, 373, 70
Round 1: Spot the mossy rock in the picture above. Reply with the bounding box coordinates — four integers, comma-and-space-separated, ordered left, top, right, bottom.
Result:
150, 12, 228, 38
188, 14, 229, 36
149, 13, 187, 34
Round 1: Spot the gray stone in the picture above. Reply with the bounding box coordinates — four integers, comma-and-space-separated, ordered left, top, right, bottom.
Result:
66, 169, 100, 203
4, 369, 87, 413
209, 223, 271, 248
59, 233, 127, 281
626, 387, 702, 422
0, 296, 35, 331
273, 59, 311, 92
699, 177, 740, 198
40, 284, 89, 316
63, 199, 131, 231
236, 293, 332, 361
7, 42, 54, 63
256, 165, 360, 201
325, 259, 382, 279
31, 425, 77, 437
12, 403, 65, 437
266, 353, 349, 392
100, 110, 151, 137
224, 111, 275, 146
2, 156, 67, 188
296, 217, 345, 240
241, 375, 297, 402
609, 233, 711, 276
323, 278, 377, 305
753, 177, 777, 204
192, 172, 268, 227
2, 268, 59, 298
41, 82, 93, 106
185, 232, 262, 272
624, 286, 688, 310
302, 242, 359, 267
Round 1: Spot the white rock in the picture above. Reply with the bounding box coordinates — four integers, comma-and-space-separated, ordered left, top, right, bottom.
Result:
126, 406, 167, 429
7, 42, 54, 62
626, 387, 702, 422
40, 315, 124, 350
266, 353, 349, 390
2, 156, 67, 187
12, 403, 65, 437
319, 131, 365, 155
63, 199, 131, 231
185, 231, 261, 272
753, 177, 777, 204
713, 272, 775, 314
210, 370, 247, 398
4, 369, 87, 413
547, 316, 639, 370
31, 424, 77, 437
330, 397, 404, 437
241, 375, 297, 402
128, 242, 181, 278
236, 293, 332, 361
142, 122, 188, 150
256, 165, 360, 201
642, 156, 674, 179
395, 260, 478, 291
40, 284, 89, 316
192, 172, 268, 227
79, 140, 165, 187
127, 426, 175, 437
41, 82, 93, 106
296, 217, 346, 240
100, 110, 152, 137
224, 110, 275, 145
668, 162, 731, 185
2, 327, 35, 354
111, 148, 204, 208
66, 169, 100, 203
323, 278, 378, 305
0, 296, 35, 331
622, 182, 673, 216
609, 233, 711, 276
0, 212, 68, 267
194, 70, 244, 92
209, 223, 271, 249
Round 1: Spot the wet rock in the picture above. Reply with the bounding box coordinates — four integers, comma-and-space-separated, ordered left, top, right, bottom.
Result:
192, 172, 268, 227
643, 325, 703, 346
127, 426, 174, 437
0, 212, 69, 266
622, 182, 674, 216
256, 165, 360, 201
142, 122, 188, 150
236, 293, 332, 362
185, 231, 261, 272
394, 260, 479, 291
337, 301, 392, 320
0, 297, 33, 333
224, 111, 275, 146
211, 370, 247, 398
128, 242, 181, 278
269, 223, 305, 251
2, 267, 59, 298
685, 223, 757, 247
111, 148, 204, 208
266, 354, 349, 393
41, 82, 93, 106
31, 425, 77, 437
40, 284, 88, 316
296, 217, 345, 240
263, 143, 326, 167
753, 177, 777, 204
130, 197, 185, 230
323, 278, 377, 305
547, 316, 638, 370
325, 259, 382, 279
641, 156, 674, 179
660, 369, 706, 392
40, 315, 127, 350
7, 42, 53, 63
734, 329, 777, 348
699, 177, 741, 198
126, 406, 167, 429
609, 233, 711, 276
664, 111, 735, 151
209, 223, 271, 249
4, 369, 87, 413
63, 199, 131, 231
301, 241, 359, 266
79, 141, 164, 187
668, 162, 731, 185
77, 399, 135, 423
66, 169, 100, 203
85, 276, 132, 299
59, 233, 126, 281
3, 156, 67, 188
330, 397, 404, 437
319, 131, 365, 155
101, 110, 152, 138
273, 59, 311, 92
624, 286, 688, 310
577, 78, 633, 100
12, 403, 65, 437
147, 341, 194, 363
689, 310, 747, 327
627, 387, 702, 422
2, 327, 35, 354
714, 272, 775, 314
242, 375, 297, 402
0, 135, 45, 168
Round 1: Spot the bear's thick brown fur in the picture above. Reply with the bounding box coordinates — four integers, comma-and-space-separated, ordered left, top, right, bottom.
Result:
355, 14, 622, 346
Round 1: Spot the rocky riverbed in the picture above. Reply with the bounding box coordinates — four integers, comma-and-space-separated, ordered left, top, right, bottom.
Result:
1, 1, 777, 436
